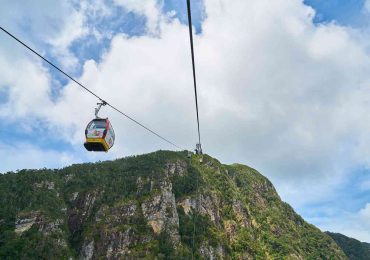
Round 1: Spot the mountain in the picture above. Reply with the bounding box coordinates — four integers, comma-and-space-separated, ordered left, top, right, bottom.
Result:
0, 150, 347, 259
326, 232, 370, 260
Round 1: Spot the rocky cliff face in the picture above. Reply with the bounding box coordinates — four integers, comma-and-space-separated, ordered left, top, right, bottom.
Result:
0, 151, 347, 259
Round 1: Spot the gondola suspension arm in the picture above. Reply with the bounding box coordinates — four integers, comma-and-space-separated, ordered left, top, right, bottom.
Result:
95, 101, 107, 118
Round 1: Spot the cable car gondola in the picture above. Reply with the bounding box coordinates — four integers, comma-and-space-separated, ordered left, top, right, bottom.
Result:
84, 102, 115, 152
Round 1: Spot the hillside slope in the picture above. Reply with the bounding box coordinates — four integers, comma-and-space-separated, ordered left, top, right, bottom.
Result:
326, 232, 370, 260
0, 151, 346, 259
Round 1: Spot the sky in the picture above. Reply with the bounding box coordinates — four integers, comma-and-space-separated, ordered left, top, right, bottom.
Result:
1, 0, 370, 243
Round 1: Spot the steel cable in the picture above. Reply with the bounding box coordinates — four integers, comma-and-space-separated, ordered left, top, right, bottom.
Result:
186, 0, 202, 148
0, 26, 184, 150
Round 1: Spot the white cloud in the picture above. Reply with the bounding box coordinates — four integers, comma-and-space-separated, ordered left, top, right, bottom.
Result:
313, 203, 370, 242
2, 0, 370, 242
0, 46, 53, 118
365, 0, 370, 13
359, 203, 370, 220
47, 6, 88, 69
0, 0, 122, 71
0, 1, 81, 68
0, 142, 78, 173
46, 0, 117, 69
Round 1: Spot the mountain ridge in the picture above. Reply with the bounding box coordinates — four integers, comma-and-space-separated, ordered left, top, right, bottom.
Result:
326, 232, 370, 260
0, 150, 347, 259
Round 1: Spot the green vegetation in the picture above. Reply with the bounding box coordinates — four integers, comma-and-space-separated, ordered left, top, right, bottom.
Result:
327, 232, 370, 260
0, 150, 347, 259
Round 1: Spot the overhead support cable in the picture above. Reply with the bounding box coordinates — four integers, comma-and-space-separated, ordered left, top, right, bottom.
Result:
186, 0, 203, 154
0, 26, 184, 151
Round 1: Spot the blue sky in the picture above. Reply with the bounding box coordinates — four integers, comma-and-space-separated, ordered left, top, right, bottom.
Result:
1, 0, 370, 243
305, 0, 368, 26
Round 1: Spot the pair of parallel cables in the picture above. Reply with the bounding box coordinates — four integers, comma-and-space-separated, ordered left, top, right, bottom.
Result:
0, 0, 202, 153
1, 1, 203, 257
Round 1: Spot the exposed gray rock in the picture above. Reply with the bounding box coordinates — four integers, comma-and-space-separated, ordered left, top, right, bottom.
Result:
34, 181, 55, 190
136, 176, 151, 195
80, 240, 94, 260
56, 238, 68, 248
141, 176, 180, 244
15, 212, 63, 236
38, 218, 63, 235
68, 191, 99, 236
95, 205, 108, 222
232, 200, 251, 227
91, 201, 152, 259
199, 243, 225, 260
15, 213, 39, 234
178, 198, 197, 215
64, 174, 73, 182
166, 160, 187, 177
198, 193, 221, 225
71, 192, 79, 202
97, 201, 137, 224
105, 228, 134, 258
199, 244, 213, 259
